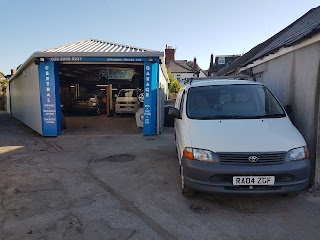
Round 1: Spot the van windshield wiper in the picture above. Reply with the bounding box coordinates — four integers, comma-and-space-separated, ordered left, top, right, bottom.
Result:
257, 113, 286, 118
195, 115, 249, 119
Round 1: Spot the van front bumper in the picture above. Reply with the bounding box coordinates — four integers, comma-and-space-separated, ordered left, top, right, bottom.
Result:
181, 156, 310, 194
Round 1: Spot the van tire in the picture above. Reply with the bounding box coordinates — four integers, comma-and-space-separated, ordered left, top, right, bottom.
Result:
182, 185, 196, 197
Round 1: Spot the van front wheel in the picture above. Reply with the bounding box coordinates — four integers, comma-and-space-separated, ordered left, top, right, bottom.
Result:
282, 191, 300, 197
182, 185, 196, 197
181, 166, 195, 197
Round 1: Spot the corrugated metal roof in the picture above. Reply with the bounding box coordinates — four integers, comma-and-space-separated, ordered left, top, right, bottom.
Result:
218, 6, 320, 75
41, 38, 159, 53
10, 38, 164, 82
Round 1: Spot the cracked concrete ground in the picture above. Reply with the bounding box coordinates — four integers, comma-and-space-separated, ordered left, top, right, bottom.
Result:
0, 111, 320, 240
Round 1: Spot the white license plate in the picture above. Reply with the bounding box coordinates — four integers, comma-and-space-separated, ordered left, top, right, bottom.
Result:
233, 176, 275, 185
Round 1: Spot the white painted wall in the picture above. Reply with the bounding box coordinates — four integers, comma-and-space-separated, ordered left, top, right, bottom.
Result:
174, 71, 207, 84
9, 63, 43, 134
251, 41, 320, 183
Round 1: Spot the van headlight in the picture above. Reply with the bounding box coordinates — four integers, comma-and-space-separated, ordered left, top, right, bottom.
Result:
285, 146, 309, 161
183, 147, 219, 163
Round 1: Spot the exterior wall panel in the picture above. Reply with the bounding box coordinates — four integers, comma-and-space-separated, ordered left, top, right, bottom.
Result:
10, 63, 42, 134
252, 42, 320, 183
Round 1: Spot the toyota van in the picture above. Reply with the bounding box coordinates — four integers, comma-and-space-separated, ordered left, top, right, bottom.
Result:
169, 78, 310, 197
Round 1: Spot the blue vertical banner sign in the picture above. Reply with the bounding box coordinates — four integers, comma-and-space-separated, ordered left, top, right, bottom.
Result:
38, 61, 60, 136
143, 61, 158, 135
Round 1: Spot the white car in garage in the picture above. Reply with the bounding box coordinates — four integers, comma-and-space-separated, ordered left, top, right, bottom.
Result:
115, 89, 142, 114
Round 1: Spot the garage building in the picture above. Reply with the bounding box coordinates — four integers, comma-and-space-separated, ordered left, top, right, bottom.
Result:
7, 39, 169, 136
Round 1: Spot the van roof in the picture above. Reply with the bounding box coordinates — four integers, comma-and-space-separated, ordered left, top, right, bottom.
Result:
186, 78, 263, 88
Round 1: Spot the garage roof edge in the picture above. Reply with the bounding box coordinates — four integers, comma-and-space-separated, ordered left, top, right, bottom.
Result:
10, 52, 164, 82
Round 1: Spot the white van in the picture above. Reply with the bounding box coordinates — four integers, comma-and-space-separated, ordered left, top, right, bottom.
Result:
169, 78, 310, 197
115, 89, 142, 114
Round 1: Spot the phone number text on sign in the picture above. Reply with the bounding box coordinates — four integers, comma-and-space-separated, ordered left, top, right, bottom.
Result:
50, 57, 82, 61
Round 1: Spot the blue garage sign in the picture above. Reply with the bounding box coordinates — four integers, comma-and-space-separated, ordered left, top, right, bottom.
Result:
143, 62, 158, 135
38, 61, 61, 136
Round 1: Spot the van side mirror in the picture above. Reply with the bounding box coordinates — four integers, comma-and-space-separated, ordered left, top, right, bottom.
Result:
168, 107, 181, 119
284, 105, 292, 115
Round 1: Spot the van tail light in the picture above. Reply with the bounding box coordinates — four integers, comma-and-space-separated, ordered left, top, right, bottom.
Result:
183, 147, 194, 160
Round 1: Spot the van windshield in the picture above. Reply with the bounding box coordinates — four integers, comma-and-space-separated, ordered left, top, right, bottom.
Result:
186, 84, 286, 119
118, 89, 138, 97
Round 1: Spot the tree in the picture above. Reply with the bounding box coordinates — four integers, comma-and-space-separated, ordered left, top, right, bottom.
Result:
167, 69, 181, 93
0, 79, 8, 91
0, 72, 8, 92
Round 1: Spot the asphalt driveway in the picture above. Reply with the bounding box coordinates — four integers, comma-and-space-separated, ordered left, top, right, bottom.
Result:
0, 111, 320, 240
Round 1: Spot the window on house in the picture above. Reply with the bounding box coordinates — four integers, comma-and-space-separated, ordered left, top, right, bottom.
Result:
218, 57, 225, 65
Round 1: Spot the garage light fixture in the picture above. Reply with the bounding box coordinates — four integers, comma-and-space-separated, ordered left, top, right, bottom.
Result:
97, 84, 108, 87
70, 85, 75, 88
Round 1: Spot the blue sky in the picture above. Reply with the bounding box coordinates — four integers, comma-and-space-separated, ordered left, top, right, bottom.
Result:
1, 0, 319, 75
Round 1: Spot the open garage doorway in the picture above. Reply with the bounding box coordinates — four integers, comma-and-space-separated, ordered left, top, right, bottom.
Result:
58, 62, 145, 134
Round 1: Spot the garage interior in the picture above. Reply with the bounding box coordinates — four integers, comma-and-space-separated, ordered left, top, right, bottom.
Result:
58, 62, 145, 134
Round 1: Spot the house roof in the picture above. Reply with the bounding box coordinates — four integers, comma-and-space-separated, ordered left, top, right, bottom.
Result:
166, 60, 195, 73
166, 60, 207, 75
218, 5, 320, 75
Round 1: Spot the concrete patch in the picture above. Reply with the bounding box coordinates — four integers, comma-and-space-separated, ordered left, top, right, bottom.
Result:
82, 220, 135, 240
16, 182, 60, 193
189, 203, 211, 214
94, 154, 136, 163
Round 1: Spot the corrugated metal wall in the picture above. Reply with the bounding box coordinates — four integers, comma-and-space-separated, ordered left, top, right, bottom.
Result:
10, 63, 42, 134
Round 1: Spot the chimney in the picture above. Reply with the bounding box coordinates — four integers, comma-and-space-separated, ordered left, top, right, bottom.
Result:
193, 57, 199, 78
11, 69, 16, 76
208, 54, 214, 77
210, 54, 214, 68
165, 45, 175, 62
